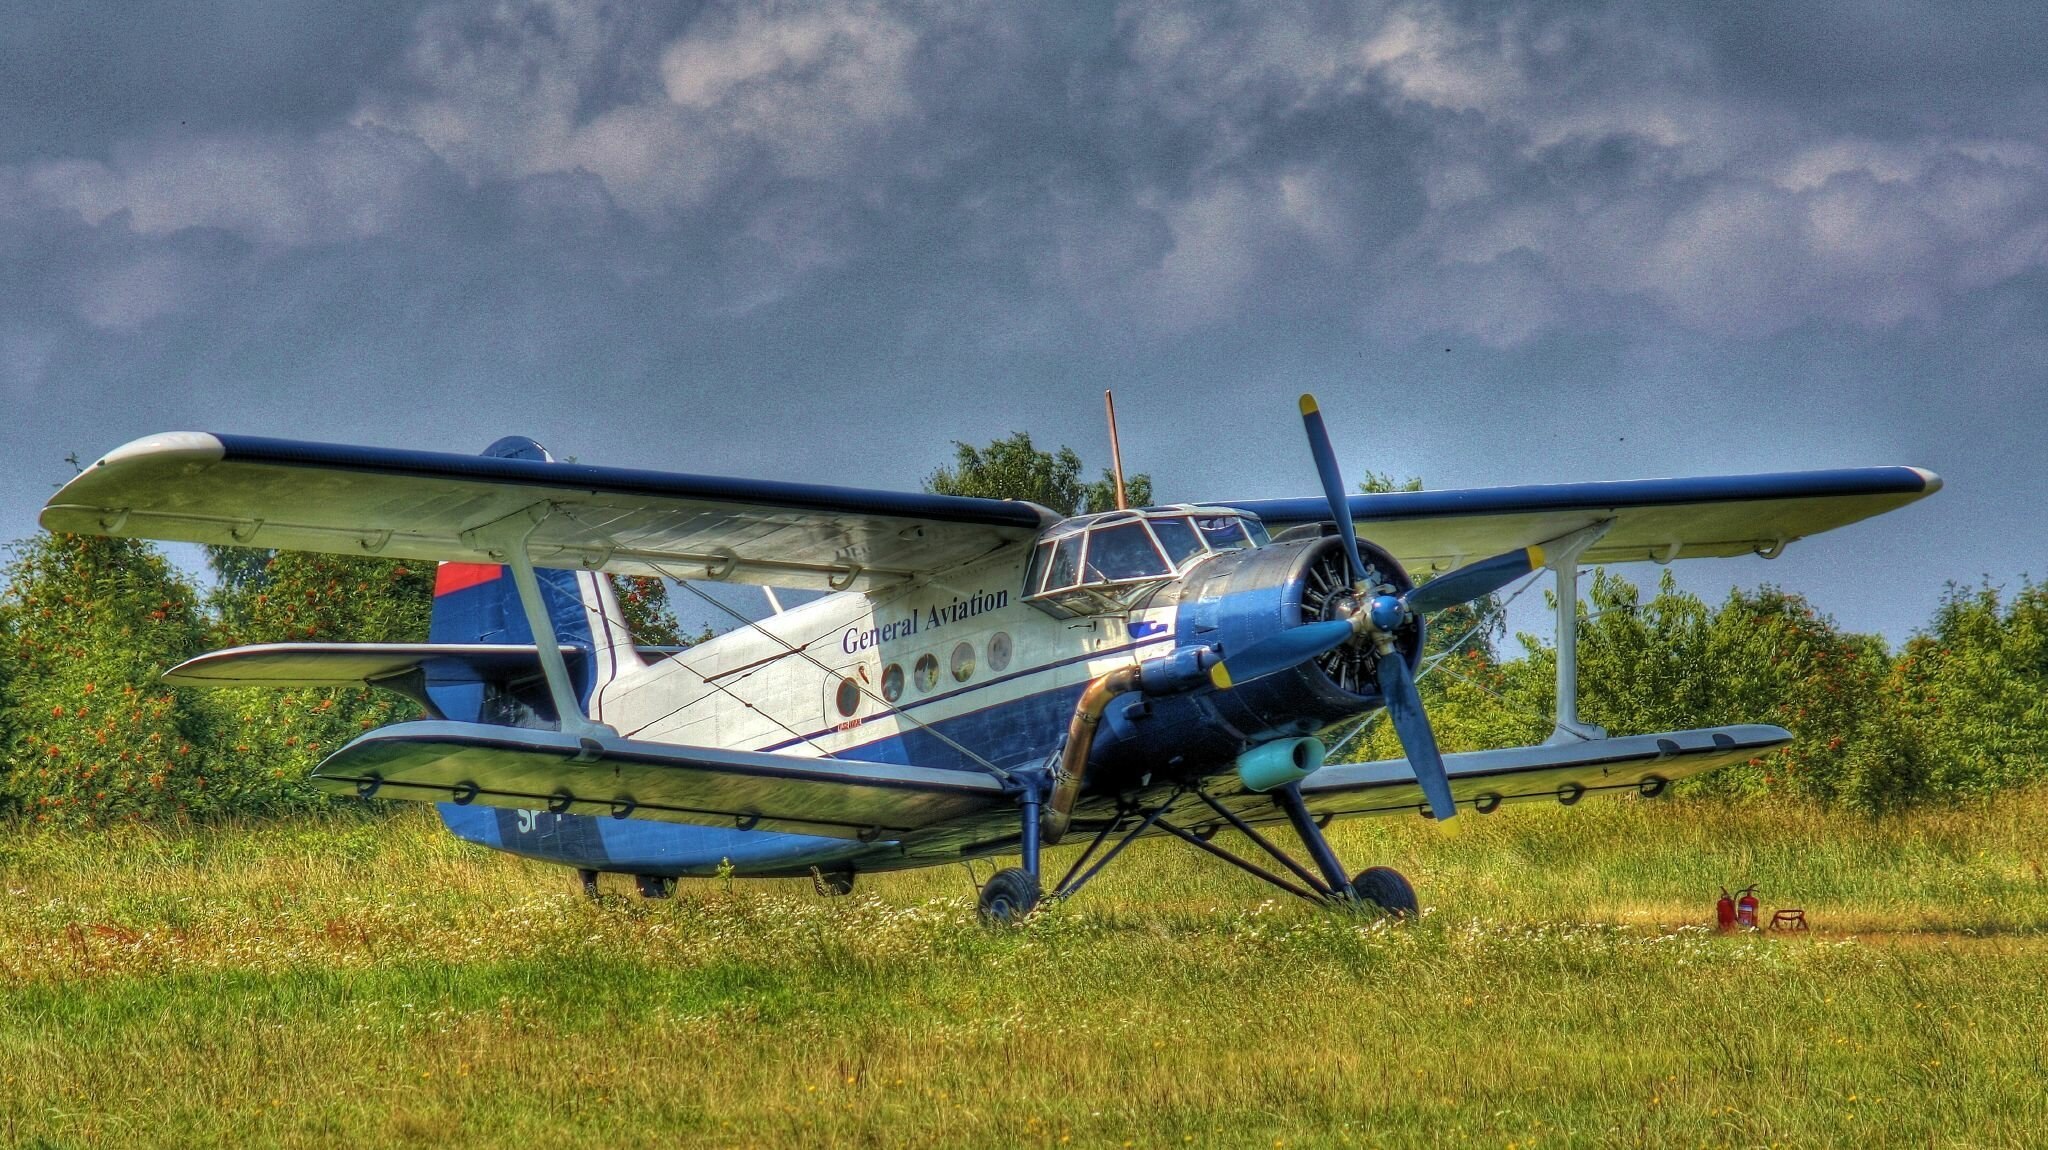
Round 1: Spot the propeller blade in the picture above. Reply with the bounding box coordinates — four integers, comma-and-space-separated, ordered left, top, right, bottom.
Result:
1299, 393, 1368, 584
1209, 620, 1355, 690
1403, 544, 1547, 616
1376, 651, 1458, 821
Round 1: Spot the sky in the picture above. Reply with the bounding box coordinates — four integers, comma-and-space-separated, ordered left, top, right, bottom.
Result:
2, 1, 2043, 647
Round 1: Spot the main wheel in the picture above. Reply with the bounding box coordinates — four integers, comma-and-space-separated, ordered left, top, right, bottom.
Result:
813, 869, 856, 897
1351, 866, 1418, 918
635, 874, 676, 899
578, 868, 602, 901
976, 867, 1041, 925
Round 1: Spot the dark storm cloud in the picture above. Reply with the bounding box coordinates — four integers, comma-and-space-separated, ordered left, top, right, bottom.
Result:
0, 3, 432, 162
2, 0, 2044, 640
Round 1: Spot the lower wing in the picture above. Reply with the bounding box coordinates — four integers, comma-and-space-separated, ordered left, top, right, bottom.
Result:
313, 721, 1007, 841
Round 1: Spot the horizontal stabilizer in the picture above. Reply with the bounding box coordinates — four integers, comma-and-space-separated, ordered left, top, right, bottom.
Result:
163, 643, 687, 689
311, 721, 1007, 840
1295, 724, 1790, 817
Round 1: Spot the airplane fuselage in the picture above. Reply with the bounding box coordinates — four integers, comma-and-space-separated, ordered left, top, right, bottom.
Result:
439, 531, 1412, 879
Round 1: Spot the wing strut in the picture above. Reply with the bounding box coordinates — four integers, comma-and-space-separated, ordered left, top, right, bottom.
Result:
1543, 521, 1612, 744
463, 503, 615, 743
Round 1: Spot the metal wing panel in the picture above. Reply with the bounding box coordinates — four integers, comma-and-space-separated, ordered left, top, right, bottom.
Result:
1293, 724, 1791, 818
1227, 468, 1940, 572
163, 643, 583, 688
41, 433, 1051, 591
311, 721, 1008, 840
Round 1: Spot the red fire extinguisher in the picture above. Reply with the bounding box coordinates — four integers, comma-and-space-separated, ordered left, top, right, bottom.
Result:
1736, 885, 1760, 930
1716, 888, 1737, 932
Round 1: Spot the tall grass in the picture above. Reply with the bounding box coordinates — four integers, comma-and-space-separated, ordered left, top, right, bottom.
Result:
3, 793, 2046, 1147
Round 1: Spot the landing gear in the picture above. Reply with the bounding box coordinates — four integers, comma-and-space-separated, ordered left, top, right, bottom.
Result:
577, 868, 601, 901
812, 868, 856, 897
977, 867, 1041, 924
635, 874, 676, 899
1351, 866, 1417, 918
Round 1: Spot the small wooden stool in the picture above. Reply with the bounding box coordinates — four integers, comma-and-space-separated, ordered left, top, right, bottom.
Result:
1769, 909, 1808, 931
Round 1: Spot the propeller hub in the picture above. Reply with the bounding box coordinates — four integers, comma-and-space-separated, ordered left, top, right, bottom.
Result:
1366, 593, 1406, 634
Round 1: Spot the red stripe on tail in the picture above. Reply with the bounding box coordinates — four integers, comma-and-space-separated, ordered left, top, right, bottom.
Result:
434, 563, 503, 596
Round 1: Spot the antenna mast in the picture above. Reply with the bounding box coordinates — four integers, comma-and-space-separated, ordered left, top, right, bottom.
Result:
1104, 389, 1128, 510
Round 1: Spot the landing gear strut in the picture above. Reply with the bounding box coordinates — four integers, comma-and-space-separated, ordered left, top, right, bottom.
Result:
976, 779, 1416, 921
975, 786, 1049, 924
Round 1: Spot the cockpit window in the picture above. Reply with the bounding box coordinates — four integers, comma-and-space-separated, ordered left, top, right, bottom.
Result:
1081, 522, 1170, 582
1149, 517, 1203, 566
1196, 515, 1253, 551
1024, 505, 1268, 618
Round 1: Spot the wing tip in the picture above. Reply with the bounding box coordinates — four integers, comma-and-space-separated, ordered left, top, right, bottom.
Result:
1908, 466, 1943, 494
41, 432, 227, 535
96, 431, 226, 470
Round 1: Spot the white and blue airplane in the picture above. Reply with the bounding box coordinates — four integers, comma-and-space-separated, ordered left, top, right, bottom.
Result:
43, 398, 1940, 920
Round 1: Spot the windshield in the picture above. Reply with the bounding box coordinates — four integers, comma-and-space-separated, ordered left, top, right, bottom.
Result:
1082, 521, 1170, 582
1195, 515, 1253, 551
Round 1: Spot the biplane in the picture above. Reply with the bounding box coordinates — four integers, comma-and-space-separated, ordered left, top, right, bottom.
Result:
42, 398, 1940, 920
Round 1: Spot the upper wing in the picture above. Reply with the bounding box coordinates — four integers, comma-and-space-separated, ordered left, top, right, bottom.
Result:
313, 720, 1007, 840
41, 433, 1053, 591
1227, 468, 1940, 572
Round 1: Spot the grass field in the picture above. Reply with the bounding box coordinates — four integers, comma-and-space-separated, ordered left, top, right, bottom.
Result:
2, 793, 2045, 1148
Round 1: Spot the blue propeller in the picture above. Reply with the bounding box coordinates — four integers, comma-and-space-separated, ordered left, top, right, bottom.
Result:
1205, 393, 1552, 820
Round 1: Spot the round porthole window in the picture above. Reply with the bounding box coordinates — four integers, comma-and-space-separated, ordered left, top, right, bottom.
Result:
835, 677, 860, 717
913, 653, 940, 693
987, 631, 1013, 673
951, 641, 976, 682
881, 663, 904, 703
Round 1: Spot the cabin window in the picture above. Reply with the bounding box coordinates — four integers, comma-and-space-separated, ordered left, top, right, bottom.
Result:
987, 631, 1013, 673
1081, 521, 1170, 582
951, 641, 976, 682
881, 663, 905, 703
914, 653, 940, 692
835, 677, 860, 717
1149, 516, 1204, 567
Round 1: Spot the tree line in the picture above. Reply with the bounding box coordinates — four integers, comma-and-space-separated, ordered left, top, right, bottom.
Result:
1, 434, 2040, 824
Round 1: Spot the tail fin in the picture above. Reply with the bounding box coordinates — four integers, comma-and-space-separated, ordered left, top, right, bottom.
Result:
425, 436, 647, 726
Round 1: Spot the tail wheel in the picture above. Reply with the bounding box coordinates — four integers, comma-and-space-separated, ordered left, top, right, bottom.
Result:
976, 867, 1041, 925
1351, 866, 1417, 918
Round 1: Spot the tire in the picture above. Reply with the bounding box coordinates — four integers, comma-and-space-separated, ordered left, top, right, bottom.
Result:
976, 867, 1041, 925
814, 870, 856, 897
1351, 866, 1418, 918
635, 874, 676, 899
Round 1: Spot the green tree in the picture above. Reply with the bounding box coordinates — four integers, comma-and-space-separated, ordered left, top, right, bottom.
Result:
202, 549, 436, 806
1492, 571, 1890, 804
0, 534, 217, 823
926, 432, 1153, 515
612, 575, 686, 646
1883, 581, 2048, 805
